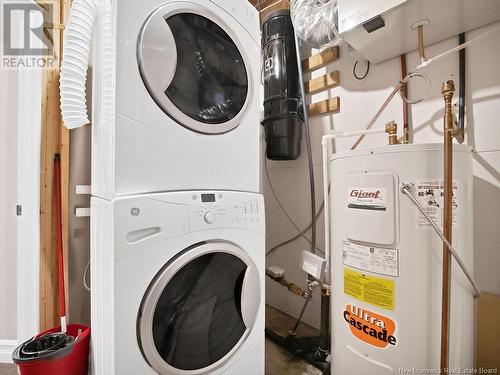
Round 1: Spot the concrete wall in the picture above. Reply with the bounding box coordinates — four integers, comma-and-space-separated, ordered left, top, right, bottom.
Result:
265, 22, 500, 328
0, 68, 18, 340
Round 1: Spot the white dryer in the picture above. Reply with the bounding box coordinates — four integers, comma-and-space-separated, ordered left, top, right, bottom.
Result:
90, 0, 261, 199
91, 191, 265, 375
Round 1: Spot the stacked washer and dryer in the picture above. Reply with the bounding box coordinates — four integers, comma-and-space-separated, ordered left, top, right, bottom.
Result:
61, 1, 264, 374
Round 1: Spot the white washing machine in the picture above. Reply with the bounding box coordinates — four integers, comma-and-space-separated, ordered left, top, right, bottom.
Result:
91, 191, 265, 375
91, 0, 261, 199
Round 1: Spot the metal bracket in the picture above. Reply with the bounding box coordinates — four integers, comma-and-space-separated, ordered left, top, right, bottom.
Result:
75, 207, 91, 217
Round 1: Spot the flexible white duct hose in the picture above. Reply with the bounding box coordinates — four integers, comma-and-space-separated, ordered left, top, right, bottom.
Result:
60, 0, 113, 129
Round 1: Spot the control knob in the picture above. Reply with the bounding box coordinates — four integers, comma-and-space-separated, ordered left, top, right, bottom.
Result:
204, 211, 216, 224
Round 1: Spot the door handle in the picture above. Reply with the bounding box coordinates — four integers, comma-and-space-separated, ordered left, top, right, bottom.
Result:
240, 265, 260, 328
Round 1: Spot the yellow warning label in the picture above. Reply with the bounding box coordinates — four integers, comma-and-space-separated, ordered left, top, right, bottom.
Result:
344, 268, 395, 310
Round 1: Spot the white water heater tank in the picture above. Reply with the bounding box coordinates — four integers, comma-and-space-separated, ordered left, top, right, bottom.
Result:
328, 143, 474, 374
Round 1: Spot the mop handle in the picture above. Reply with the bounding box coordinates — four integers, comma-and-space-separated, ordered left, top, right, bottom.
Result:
54, 154, 67, 333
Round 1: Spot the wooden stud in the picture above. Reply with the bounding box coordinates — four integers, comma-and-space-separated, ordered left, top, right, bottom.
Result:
302, 47, 339, 72
308, 97, 340, 117
38, 0, 70, 331
305, 71, 340, 94
61, 0, 71, 325
249, 0, 290, 24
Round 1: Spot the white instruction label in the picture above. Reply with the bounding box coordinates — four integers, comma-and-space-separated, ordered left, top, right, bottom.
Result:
347, 187, 387, 211
414, 180, 459, 229
342, 240, 399, 277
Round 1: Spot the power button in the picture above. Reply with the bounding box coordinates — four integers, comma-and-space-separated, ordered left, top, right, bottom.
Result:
204, 211, 216, 224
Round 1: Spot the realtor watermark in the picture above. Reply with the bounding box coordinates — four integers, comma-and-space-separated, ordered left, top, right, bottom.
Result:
1, 1, 57, 69
398, 368, 498, 374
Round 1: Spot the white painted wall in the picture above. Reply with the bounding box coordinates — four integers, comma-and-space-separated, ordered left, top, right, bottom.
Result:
265, 22, 500, 328
0, 68, 18, 340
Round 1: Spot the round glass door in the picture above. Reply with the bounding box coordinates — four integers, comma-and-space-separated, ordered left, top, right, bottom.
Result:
138, 5, 251, 134
138, 242, 260, 374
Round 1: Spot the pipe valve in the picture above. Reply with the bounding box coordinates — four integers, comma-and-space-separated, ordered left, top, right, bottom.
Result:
385, 121, 400, 145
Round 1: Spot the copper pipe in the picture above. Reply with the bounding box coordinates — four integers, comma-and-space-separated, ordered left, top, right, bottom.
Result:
418, 25, 426, 62
266, 272, 309, 298
440, 80, 455, 372
400, 55, 410, 143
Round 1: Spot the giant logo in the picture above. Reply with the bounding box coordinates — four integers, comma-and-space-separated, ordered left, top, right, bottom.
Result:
343, 304, 397, 348
349, 189, 382, 199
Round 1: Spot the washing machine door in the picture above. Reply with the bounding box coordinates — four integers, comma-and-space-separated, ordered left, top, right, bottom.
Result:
137, 242, 260, 374
138, 2, 252, 134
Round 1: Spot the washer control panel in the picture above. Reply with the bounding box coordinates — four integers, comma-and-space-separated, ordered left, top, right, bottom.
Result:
189, 192, 263, 231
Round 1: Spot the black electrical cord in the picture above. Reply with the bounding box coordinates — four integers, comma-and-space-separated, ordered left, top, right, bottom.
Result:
353, 60, 370, 80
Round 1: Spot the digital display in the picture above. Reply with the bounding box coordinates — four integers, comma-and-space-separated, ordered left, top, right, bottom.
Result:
201, 194, 216, 203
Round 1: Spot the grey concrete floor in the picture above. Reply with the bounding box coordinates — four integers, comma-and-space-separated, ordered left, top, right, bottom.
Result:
265, 305, 322, 375
0, 364, 16, 375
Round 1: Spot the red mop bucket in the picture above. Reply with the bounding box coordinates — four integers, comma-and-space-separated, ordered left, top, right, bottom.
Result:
13, 154, 90, 374
13, 324, 90, 375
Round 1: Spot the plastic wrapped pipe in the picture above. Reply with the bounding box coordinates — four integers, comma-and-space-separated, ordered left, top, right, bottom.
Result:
60, 0, 113, 129
290, 0, 341, 48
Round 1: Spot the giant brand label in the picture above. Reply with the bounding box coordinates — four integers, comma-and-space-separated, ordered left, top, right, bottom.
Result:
347, 187, 386, 211
343, 304, 397, 348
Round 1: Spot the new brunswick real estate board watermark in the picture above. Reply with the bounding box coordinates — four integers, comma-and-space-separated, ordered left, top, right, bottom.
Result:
398, 368, 497, 374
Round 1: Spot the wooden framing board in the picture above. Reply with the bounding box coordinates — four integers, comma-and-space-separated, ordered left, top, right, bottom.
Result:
249, 0, 289, 24
38, 0, 70, 331
305, 71, 340, 94
302, 47, 339, 72
308, 97, 340, 117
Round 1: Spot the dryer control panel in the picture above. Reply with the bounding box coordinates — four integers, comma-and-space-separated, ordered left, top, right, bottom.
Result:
188, 191, 263, 232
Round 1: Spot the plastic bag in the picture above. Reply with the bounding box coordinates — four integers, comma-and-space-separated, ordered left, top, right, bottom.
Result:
290, 0, 341, 48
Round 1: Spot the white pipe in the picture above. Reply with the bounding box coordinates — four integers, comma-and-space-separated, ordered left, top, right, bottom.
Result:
321, 128, 386, 275
60, 0, 113, 129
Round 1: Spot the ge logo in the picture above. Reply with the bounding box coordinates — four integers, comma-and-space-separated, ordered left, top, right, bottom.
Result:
130, 207, 140, 216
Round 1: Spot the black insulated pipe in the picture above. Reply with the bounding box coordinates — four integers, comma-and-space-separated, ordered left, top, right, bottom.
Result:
458, 33, 466, 137
316, 293, 330, 359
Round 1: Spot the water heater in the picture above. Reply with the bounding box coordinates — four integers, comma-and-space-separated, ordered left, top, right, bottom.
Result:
328, 143, 474, 374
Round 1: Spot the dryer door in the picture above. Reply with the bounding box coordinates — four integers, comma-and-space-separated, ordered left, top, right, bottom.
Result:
138, 3, 252, 134
138, 242, 260, 374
